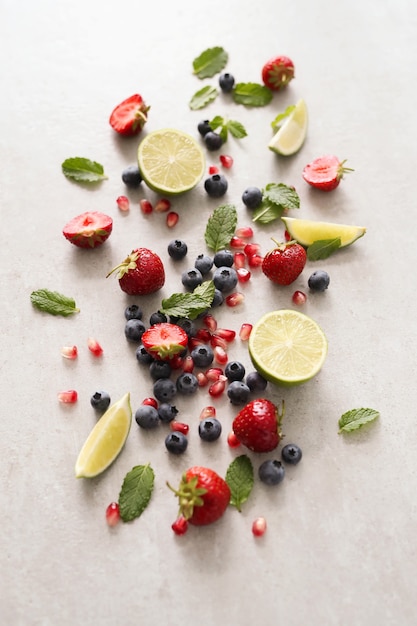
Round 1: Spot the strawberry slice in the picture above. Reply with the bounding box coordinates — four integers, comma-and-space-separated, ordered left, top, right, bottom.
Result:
62, 211, 113, 249
141, 323, 189, 361
109, 94, 150, 136
302, 155, 354, 191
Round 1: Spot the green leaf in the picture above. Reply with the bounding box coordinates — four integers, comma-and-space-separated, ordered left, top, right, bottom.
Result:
232, 83, 273, 107
160, 281, 215, 320
61, 157, 108, 183
30, 289, 80, 317
208, 117, 247, 143
226, 455, 254, 511
118, 464, 155, 522
271, 104, 295, 131
338, 408, 380, 434
208, 115, 224, 131
252, 198, 285, 224
307, 238, 341, 261
189, 85, 218, 110
204, 204, 238, 252
227, 119, 247, 139
252, 183, 300, 225
192, 46, 228, 79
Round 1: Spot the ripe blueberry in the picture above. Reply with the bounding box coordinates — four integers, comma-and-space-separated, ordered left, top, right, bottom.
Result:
165, 432, 188, 454
149, 360, 172, 380
158, 403, 178, 423
308, 270, 330, 292
199, 417, 222, 442
135, 405, 160, 429
204, 131, 223, 151
204, 174, 228, 198
258, 460, 286, 486
124, 319, 146, 343
168, 239, 188, 260
181, 268, 203, 291
90, 391, 111, 412
124, 304, 143, 321
121, 164, 142, 188
176, 372, 199, 395
213, 266, 238, 292
194, 254, 213, 275
227, 381, 251, 405
213, 249, 234, 267
225, 360, 246, 382
197, 120, 212, 137
281, 443, 302, 465
153, 378, 177, 403
191, 345, 214, 368
136, 344, 154, 365
218, 72, 235, 93
242, 186, 263, 209
245, 371, 268, 392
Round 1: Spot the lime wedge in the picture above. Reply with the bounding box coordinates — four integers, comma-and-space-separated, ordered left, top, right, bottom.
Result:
75, 392, 132, 478
282, 216, 366, 247
268, 98, 308, 156
248, 310, 327, 386
138, 128, 205, 195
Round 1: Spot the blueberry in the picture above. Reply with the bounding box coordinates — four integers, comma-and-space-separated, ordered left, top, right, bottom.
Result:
121, 164, 142, 188
227, 380, 251, 405
245, 371, 268, 392
176, 372, 199, 395
197, 120, 212, 137
219, 72, 235, 93
149, 311, 168, 325
225, 360, 246, 382
204, 131, 223, 151
153, 378, 177, 403
281, 443, 302, 465
136, 344, 153, 365
308, 270, 330, 292
135, 405, 160, 429
258, 460, 286, 486
124, 319, 146, 343
213, 266, 238, 292
191, 344, 214, 368
194, 254, 213, 275
149, 360, 172, 380
175, 317, 197, 339
165, 432, 188, 454
242, 186, 263, 209
90, 391, 111, 412
157, 403, 178, 423
211, 288, 224, 308
168, 239, 188, 260
181, 268, 203, 291
124, 304, 143, 321
199, 417, 222, 442
204, 174, 228, 198
213, 249, 234, 267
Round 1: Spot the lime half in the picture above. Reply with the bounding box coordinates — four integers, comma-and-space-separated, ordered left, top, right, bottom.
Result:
248, 310, 327, 386
268, 98, 308, 156
138, 128, 205, 195
75, 392, 132, 478
282, 216, 366, 248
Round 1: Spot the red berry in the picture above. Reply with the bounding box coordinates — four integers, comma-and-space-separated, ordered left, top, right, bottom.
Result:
116, 195, 130, 212
210, 334, 228, 350
252, 516, 267, 537
209, 165, 219, 175
262, 241, 306, 286
284, 229, 291, 242
226, 292, 244, 307
230, 236, 246, 249
237, 268, 251, 283
142, 397, 158, 408
61, 345, 78, 359
244, 242, 261, 257
166, 211, 179, 228
302, 155, 354, 192
172, 516, 189, 535
236, 226, 254, 239
261, 55, 295, 91
214, 328, 236, 342
248, 253, 263, 268
107, 248, 165, 296
227, 431, 241, 448
234, 252, 246, 269
197, 372, 209, 387
87, 337, 103, 357
199, 406, 216, 420
208, 378, 226, 397
182, 355, 195, 373
202, 314, 217, 333
205, 367, 224, 381
239, 323, 252, 341
155, 198, 171, 213
106, 502, 121, 527
292, 290, 307, 305
219, 154, 233, 168
62, 211, 113, 249
196, 328, 212, 343
233, 398, 284, 453
140, 199, 153, 215
58, 389, 78, 404
214, 346, 228, 365
170, 421, 189, 435
109, 94, 149, 136
142, 323, 188, 361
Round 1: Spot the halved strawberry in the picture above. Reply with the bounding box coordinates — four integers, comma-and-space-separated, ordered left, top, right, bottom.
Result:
302, 155, 354, 191
62, 211, 113, 249
109, 94, 150, 136
141, 323, 188, 361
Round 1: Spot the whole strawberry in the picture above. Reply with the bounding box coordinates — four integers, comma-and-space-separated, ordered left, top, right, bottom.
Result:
262, 55, 295, 91
262, 240, 306, 286
109, 94, 150, 137
232, 399, 284, 453
168, 466, 231, 528
62, 211, 113, 249
106, 248, 165, 295
302, 155, 354, 192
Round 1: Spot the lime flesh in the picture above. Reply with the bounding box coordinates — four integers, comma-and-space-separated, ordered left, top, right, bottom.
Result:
282, 216, 366, 247
268, 99, 308, 156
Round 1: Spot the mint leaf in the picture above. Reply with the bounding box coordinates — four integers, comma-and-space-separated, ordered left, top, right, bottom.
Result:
204, 204, 237, 252
227, 119, 247, 139
160, 281, 215, 320
252, 183, 300, 224
338, 408, 380, 434
118, 463, 155, 522
208, 117, 247, 143
232, 83, 273, 107
226, 455, 254, 511
307, 238, 341, 261
61, 157, 107, 183
189, 85, 218, 110
271, 104, 295, 131
192, 46, 228, 78
30, 289, 80, 317
252, 198, 285, 224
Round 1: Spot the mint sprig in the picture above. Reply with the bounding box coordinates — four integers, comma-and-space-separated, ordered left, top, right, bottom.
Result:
189, 85, 218, 110
270, 104, 296, 131
338, 408, 380, 434
226, 455, 254, 511
61, 157, 108, 183
205, 204, 237, 251
232, 82, 273, 107
252, 183, 300, 224
118, 463, 155, 522
209, 116, 247, 143
30, 289, 80, 317
307, 238, 341, 261
192, 46, 228, 79
160, 281, 215, 320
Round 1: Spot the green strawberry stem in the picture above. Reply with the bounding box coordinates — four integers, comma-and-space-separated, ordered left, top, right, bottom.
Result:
167, 475, 207, 521
271, 238, 297, 250
106, 251, 139, 280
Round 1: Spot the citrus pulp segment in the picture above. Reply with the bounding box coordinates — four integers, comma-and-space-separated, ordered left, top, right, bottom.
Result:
138, 128, 205, 195
248, 310, 328, 386
75, 392, 132, 478
281, 216, 366, 247
268, 98, 308, 156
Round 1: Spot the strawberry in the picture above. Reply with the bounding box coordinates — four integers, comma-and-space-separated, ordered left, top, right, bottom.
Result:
262, 240, 306, 286
261, 56, 295, 91
302, 155, 354, 191
168, 466, 231, 526
106, 248, 165, 295
109, 94, 150, 137
62, 211, 113, 249
141, 323, 188, 361
232, 399, 284, 453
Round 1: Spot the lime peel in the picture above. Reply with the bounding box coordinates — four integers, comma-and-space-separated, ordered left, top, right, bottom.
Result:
282, 216, 366, 248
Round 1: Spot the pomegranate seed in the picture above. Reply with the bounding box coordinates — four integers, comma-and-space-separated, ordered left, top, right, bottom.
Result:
209, 165, 219, 175
208, 378, 226, 397
154, 198, 171, 213
252, 517, 267, 537
233, 252, 246, 269
188, 337, 204, 352
237, 267, 251, 283
142, 397, 158, 408
169, 354, 184, 370
219, 154, 233, 168
284, 229, 291, 241
139, 198, 153, 214
210, 334, 228, 350
230, 235, 246, 249
205, 367, 223, 382
182, 356, 194, 373
116, 195, 130, 212
106, 502, 121, 527
170, 421, 189, 435
87, 337, 103, 357
227, 431, 241, 448
61, 345, 78, 359
239, 323, 253, 341
196, 328, 212, 343
226, 292, 244, 307
244, 242, 261, 257
248, 253, 263, 268
166, 211, 179, 228
197, 372, 209, 387
199, 406, 216, 420
172, 516, 189, 535
214, 328, 236, 342
58, 389, 78, 404
236, 226, 254, 239
202, 314, 217, 332
292, 290, 307, 305
214, 346, 228, 365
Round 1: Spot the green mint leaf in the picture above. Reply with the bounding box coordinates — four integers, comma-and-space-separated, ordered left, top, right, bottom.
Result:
252, 198, 285, 224
30, 289, 80, 317
208, 115, 224, 131
204, 204, 238, 252
232, 83, 273, 107
118, 463, 155, 522
160, 281, 215, 320
61, 157, 107, 183
192, 46, 228, 79
226, 455, 254, 511
271, 104, 295, 131
263, 183, 300, 211
189, 85, 218, 110
227, 119, 247, 139
338, 408, 380, 434
307, 238, 341, 261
